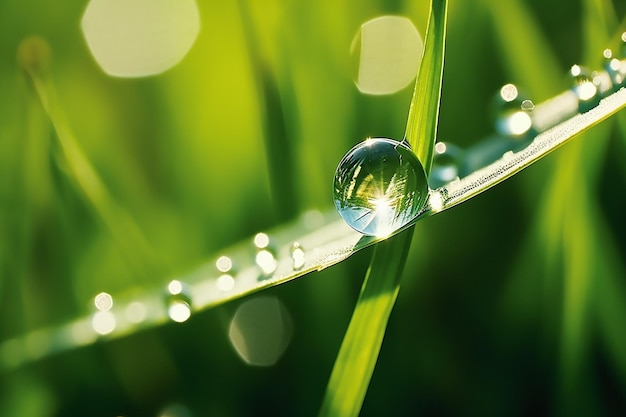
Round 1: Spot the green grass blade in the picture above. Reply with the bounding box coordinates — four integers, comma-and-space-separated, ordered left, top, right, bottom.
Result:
318, 2, 448, 416
404, 0, 448, 168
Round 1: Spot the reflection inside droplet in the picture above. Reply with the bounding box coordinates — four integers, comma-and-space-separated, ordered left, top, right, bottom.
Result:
254, 233, 270, 249
351, 15, 423, 95
228, 296, 292, 367
256, 249, 277, 276
333, 137, 429, 236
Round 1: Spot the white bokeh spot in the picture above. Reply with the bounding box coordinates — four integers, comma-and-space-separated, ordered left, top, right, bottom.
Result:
352, 16, 423, 95
81, 0, 200, 77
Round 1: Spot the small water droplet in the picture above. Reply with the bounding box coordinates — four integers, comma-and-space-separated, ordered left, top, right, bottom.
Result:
494, 83, 534, 137
570, 64, 599, 112
166, 280, 192, 323
290, 242, 305, 270
502, 150, 514, 162
429, 142, 464, 188
94, 292, 113, 311
254, 234, 277, 277
602, 49, 625, 92
216, 255, 233, 273
215, 256, 236, 291
333, 137, 429, 237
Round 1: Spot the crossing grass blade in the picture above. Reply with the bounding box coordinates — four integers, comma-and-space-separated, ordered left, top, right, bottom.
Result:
318, 1, 448, 416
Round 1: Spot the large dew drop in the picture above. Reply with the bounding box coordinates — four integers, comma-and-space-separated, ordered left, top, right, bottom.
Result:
333, 137, 428, 237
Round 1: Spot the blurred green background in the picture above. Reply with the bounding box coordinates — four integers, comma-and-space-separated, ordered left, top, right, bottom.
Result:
1, 0, 626, 415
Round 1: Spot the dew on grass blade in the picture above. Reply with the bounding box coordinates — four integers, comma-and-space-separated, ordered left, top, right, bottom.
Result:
350, 16, 423, 95
254, 233, 277, 277
166, 280, 192, 323
94, 292, 113, 311
570, 65, 600, 112
494, 83, 534, 137
429, 142, 464, 188
333, 138, 428, 237
216, 255, 236, 291
228, 296, 292, 366
602, 49, 625, 91
290, 242, 306, 270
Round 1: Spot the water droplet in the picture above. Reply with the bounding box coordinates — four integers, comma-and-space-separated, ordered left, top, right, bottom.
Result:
333, 137, 429, 237
254, 233, 277, 277
94, 292, 113, 311
570, 64, 599, 112
602, 49, 625, 92
215, 255, 236, 291
494, 83, 534, 137
429, 142, 464, 188
216, 255, 233, 273
166, 280, 192, 323
290, 242, 305, 270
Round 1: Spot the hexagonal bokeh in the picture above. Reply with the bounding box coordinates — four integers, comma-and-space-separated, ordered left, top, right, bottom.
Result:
351, 15, 423, 95
228, 296, 293, 367
81, 0, 200, 77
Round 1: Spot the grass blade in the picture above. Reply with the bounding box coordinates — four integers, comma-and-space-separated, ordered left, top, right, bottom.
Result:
318, 1, 448, 416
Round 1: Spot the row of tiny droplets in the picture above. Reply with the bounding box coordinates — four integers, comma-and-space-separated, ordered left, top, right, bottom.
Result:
429, 34, 626, 189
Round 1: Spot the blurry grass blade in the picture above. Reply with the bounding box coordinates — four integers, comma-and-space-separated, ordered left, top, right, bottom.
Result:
404, 0, 448, 170
319, 2, 447, 417
238, 0, 297, 220
21, 41, 162, 282
317, 232, 413, 417
483, 0, 561, 96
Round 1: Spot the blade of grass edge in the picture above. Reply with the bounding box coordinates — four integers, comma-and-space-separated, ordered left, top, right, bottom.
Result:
318, 1, 447, 416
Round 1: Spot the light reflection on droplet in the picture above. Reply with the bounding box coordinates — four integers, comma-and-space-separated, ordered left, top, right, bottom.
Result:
81, 0, 200, 77
429, 190, 444, 213
92, 310, 116, 335
256, 249, 277, 276
429, 142, 464, 188
166, 280, 192, 323
499, 83, 519, 102
216, 256, 233, 273
351, 15, 423, 95
228, 296, 293, 367
570, 64, 599, 111
216, 274, 235, 292
94, 292, 113, 311
168, 301, 191, 323
253, 233, 270, 249
125, 301, 147, 324
494, 83, 534, 137
290, 242, 305, 270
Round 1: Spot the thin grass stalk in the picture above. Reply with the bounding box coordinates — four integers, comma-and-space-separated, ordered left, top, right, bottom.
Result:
318, 1, 447, 416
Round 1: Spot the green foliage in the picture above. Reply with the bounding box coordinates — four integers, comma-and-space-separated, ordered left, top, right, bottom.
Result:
1, 0, 626, 416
